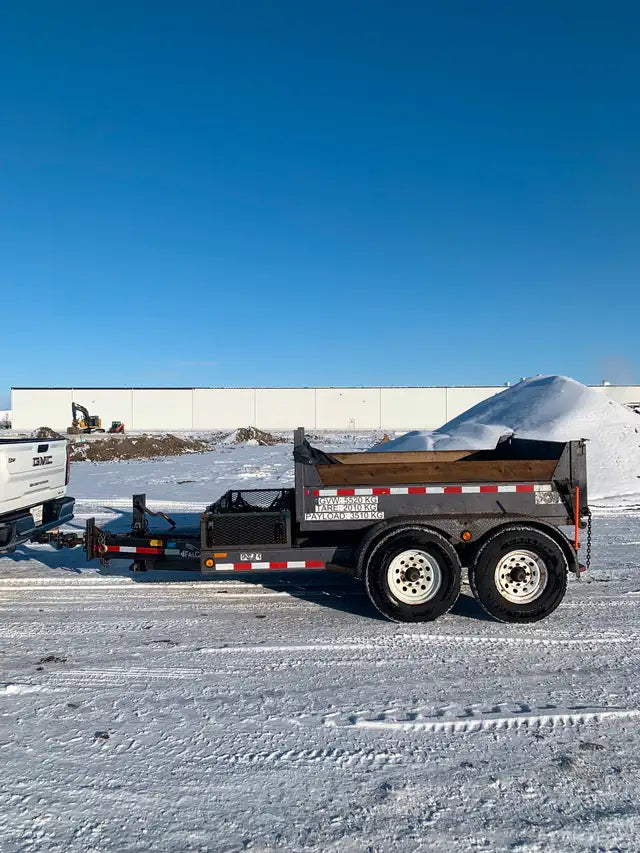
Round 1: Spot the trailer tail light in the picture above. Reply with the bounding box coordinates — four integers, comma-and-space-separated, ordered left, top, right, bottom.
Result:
65, 442, 71, 485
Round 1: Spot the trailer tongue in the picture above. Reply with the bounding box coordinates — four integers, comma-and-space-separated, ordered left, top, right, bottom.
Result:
38, 428, 589, 624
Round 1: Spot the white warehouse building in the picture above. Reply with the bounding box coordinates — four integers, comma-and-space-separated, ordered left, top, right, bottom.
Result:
10, 384, 640, 432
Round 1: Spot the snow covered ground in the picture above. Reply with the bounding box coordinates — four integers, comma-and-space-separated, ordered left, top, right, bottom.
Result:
1, 439, 640, 852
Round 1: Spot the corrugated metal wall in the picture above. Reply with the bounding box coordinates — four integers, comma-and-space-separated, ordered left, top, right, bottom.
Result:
10, 385, 640, 431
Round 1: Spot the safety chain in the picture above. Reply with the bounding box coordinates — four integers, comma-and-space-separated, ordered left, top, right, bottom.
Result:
585, 509, 592, 572
97, 529, 109, 567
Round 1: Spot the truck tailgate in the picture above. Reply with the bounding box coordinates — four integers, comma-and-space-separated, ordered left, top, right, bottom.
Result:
0, 439, 68, 517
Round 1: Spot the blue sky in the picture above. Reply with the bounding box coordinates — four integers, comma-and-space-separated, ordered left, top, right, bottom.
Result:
2, 1, 639, 408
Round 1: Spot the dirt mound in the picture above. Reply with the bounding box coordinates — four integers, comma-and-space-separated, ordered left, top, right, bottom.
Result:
225, 427, 285, 446
33, 426, 67, 441
69, 434, 213, 462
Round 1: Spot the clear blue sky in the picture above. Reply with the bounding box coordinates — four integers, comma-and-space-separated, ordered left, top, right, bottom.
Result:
2, 1, 639, 409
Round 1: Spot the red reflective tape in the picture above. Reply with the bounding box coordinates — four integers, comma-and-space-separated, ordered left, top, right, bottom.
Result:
444, 486, 463, 494
372, 487, 390, 495
103, 545, 163, 555
480, 485, 499, 493
234, 562, 252, 570
516, 484, 535, 493
408, 487, 426, 494
304, 561, 324, 568
269, 562, 288, 569
336, 488, 355, 497
313, 489, 320, 497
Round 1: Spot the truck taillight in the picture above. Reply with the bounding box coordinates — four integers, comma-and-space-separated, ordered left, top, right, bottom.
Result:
65, 442, 71, 485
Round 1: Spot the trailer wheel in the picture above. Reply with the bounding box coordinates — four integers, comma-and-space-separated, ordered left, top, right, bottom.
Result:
469, 526, 568, 623
364, 528, 461, 622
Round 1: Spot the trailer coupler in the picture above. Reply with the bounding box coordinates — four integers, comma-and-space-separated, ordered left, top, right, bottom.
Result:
33, 529, 84, 551
31, 517, 100, 561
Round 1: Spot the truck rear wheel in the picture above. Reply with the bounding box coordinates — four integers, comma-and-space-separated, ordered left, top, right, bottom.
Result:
469, 526, 568, 623
364, 527, 461, 622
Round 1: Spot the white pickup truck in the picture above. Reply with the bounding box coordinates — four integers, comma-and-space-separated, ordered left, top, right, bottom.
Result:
0, 437, 75, 553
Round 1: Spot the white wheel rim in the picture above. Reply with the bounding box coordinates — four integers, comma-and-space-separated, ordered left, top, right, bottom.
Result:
494, 549, 548, 604
387, 549, 442, 605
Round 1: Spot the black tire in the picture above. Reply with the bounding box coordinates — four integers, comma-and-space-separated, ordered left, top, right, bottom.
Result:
469, 525, 568, 624
364, 526, 461, 622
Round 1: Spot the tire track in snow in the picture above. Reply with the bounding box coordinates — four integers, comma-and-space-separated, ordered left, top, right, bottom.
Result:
172, 707, 640, 769
207, 745, 403, 769
2, 627, 636, 647
562, 600, 639, 608
342, 708, 640, 734
197, 633, 639, 653
40, 667, 204, 684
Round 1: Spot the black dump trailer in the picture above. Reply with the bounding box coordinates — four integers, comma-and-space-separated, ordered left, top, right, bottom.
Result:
40, 428, 589, 624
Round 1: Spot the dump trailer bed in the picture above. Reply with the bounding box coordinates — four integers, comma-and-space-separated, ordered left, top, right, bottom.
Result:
294, 430, 587, 533
38, 428, 590, 624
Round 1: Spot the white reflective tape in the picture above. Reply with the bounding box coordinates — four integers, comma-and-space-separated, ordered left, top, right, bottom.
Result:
117, 546, 137, 554
251, 562, 271, 569
285, 561, 306, 569
214, 563, 234, 571
314, 483, 551, 498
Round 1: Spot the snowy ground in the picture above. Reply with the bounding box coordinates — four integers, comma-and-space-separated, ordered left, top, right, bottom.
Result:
1, 440, 640, 852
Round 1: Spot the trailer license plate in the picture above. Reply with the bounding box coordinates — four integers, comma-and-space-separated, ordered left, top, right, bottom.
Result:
30, 505, 43, 526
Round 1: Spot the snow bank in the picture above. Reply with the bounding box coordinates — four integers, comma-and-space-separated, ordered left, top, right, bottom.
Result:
373, 376, 640, 500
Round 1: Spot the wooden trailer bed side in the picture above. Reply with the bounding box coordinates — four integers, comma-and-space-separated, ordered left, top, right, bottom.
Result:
330, 450, 475, 464
315, 459, 558, 486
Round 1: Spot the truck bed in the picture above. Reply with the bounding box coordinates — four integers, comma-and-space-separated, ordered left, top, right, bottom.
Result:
0, 437, 74, 552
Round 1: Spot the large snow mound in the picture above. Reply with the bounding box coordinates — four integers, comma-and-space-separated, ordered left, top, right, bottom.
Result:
374, 376, 640, 500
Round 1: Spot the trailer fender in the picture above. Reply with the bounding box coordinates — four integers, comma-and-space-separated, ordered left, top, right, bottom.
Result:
353, 517, 456, 581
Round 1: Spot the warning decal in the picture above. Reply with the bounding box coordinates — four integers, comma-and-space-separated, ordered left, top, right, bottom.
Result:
304, 495, 384, 522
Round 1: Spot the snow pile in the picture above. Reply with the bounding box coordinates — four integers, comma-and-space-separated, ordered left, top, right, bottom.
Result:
374, 376, 640, 500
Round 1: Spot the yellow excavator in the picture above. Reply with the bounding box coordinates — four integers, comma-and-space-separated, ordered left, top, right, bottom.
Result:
68, 402, 105, 434
68, 402, 125, 435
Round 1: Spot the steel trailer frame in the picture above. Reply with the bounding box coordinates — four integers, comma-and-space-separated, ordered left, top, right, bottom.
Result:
38, 428, 588, 583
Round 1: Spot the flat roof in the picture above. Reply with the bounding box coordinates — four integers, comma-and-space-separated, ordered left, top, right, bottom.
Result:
12, 385, 511, 391
11, 383, 640, 391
